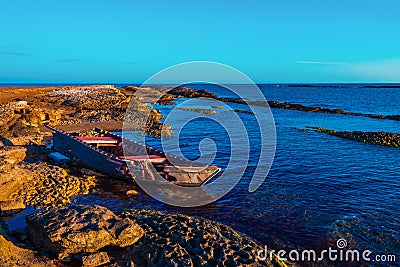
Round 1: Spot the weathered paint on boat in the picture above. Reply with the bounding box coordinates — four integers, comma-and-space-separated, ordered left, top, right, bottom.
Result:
45, 125, 220, 187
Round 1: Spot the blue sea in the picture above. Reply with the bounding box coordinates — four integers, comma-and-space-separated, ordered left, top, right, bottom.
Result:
9, 83, 398, 265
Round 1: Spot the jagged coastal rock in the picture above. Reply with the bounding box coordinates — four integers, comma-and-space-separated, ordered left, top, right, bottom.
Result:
0, 144, 97, 211
26, 204, 145, 256
17, 162, 97, 209
24, 205, 282, 266
177, 107, 217, 114
0, 146, 33, 215
0, 85, 299, 266
121, 209, 280, 266
0, 200, 26, 216
301, 126, 400, 148
0, 85, 176, 144
82, 251, 110, 266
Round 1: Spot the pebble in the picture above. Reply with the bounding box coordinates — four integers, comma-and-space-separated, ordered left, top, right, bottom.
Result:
126, 190, 138, 196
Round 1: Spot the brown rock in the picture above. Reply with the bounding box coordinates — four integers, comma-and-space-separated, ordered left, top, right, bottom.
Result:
126, 189, 138, 196
121, 210, 280, 266
0, 146, 27, 165
26, 204, 145, 255
82, 252, 110, 267
0, 200, 26, 216
0, 234, 55, 267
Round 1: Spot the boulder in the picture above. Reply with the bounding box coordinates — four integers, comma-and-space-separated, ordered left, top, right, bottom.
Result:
26, 204, 145, 255
0, 200, 26, 216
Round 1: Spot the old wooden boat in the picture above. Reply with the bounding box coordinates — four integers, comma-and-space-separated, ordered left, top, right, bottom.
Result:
45, 125, 220, 187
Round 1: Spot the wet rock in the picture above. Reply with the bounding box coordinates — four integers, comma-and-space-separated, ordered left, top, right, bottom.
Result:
154, 85, 217, 99
26, 204, 145, 255
82, 252, 110, 267
309, 127, 400, 148
12, 227, 29, 242
217, 96, 400, 122
0, 200, 26, 216
0, 219, 9, 237
177, 107, 216, 115
231, 109, 255, 114
120, 210, 281, 266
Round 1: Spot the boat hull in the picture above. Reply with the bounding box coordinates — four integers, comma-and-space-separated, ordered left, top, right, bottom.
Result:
47, 126, 220, 187
51, 129, 129, 179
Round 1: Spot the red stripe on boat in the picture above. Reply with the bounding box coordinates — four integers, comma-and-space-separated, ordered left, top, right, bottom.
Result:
77, 136, 119, 144
119, 155, 164, 160
119, 155, 166, 163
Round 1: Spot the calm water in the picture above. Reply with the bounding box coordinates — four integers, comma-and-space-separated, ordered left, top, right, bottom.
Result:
70, 84, 399, 265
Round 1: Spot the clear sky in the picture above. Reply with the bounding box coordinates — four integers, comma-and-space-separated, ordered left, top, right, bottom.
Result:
1, 0, 400, 83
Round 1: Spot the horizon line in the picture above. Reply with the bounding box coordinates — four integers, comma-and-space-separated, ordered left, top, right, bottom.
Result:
1, 82, 400, 86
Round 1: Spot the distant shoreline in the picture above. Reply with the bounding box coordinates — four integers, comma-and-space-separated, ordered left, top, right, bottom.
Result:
1, 82, 400, 88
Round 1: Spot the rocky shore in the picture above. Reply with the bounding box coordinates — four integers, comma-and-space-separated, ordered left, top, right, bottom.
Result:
0, 144, 97, 213
177, 107, 217, 115
217, 97, 400, 121
0, 85, 288, 266
1, 201, 287, 266
296, 126, 400, 148
141, 85, 400, 122
19, 204, 283, 266
120, 209, 281, 266
0, 85, 173, 145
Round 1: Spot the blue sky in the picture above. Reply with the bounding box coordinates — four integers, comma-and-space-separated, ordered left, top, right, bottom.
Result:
1, 0, 400, 83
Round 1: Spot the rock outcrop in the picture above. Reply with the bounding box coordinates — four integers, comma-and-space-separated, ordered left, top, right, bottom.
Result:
177, 107, 217, 115
17, 162, 97, 209
307, 126, 400, 148
0, 146, 33, 214
120, 210, 281, 267
0, 234, 56, 267
22, 108, 62, 127
82, 251, 110, 267
0, 222, 55, 267
26, 204, 145, 256
24, 205, 285, 266
0, 200, 25, 216
0, 144, 97, 210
